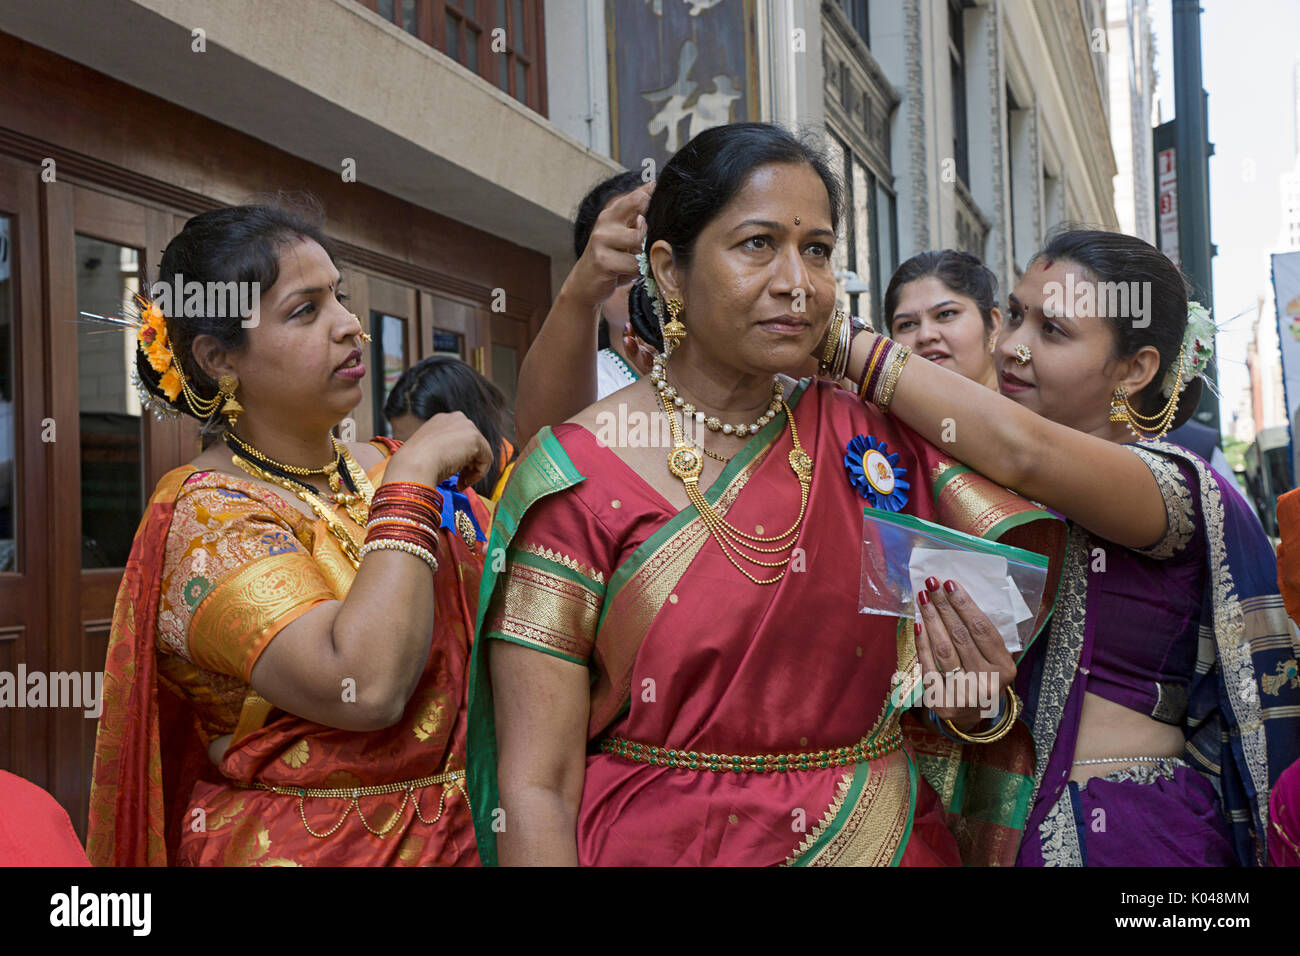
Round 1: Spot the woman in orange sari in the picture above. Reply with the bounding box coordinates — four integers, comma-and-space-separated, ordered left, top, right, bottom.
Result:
87, 202, 492, 866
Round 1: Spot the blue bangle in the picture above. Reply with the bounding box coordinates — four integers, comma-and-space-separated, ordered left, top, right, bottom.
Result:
929, 692, 1006, 742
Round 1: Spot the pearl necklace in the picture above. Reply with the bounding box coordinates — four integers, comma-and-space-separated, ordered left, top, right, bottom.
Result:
649, 355, 782, 438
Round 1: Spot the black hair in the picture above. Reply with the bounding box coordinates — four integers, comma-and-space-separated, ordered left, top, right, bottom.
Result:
883, 250, 999, 335
1029, 227, 1190, 419
383, 356, 514, 498
137, 196, 336, 431
627, 278, 664, 352
573, 169, 646, 259
644, 122, 842, 271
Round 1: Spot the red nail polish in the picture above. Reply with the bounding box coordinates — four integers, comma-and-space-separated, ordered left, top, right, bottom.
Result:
925, 577, 940, 592
914, 621, 922, 635
944, 580, 957, 594
917, 590, 929, 607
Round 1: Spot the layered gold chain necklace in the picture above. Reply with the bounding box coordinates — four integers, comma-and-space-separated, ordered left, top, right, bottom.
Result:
227, 434, 375, 568
655, 380, 813, 585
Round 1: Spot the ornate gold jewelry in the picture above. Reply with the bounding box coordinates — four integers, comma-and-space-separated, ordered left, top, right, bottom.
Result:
229, 456, 365, 568
360, 331, 373, 344
818, 307, 851, 381
938, 686, 1022, 744
1014, 344, 1032, 365
600, 727, 904, 773
227, 430, 338, 479
794, 216, 801, 225
1108, 345, 1186, 441
657, 384, 810, 585
663, 296, 687, 352
236, 769, 468, 839
215, 374, 243, 426
876, 344, 912, 412
358, 538, 440, 573
651, 355, 780, 437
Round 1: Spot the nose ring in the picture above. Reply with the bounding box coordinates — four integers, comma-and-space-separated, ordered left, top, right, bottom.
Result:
1014, 344, 1032, 366
351, 314, 372, 344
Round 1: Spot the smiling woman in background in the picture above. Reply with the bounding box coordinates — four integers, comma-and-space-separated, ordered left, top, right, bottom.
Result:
885, 250, 1001, 391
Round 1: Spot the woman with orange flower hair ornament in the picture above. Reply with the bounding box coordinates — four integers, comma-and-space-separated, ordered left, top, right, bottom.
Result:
86, 201, 493, 866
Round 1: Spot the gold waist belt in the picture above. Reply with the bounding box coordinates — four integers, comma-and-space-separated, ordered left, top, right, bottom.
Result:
599, 728, 905, 774
235, 769, 468, 839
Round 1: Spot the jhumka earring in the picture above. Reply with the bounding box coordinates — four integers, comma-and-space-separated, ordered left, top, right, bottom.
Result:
217, 374, 243, 427
663, 297, 687, 352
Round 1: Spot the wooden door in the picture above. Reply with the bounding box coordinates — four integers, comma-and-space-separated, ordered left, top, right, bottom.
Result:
0, 158, 51, 789
44, 182, 198, 835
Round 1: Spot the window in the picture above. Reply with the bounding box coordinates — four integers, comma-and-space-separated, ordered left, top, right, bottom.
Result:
372, 312, 409, 435
358, 0, 545, 113
75, 236, 144, 569
949, 0, 969, 186
838, 0, 870, 47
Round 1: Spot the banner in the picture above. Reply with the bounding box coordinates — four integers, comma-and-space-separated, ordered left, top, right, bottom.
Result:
1271, 250, 1300, 478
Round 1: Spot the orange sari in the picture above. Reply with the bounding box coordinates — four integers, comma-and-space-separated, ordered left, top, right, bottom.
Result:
87, 439, 484, 866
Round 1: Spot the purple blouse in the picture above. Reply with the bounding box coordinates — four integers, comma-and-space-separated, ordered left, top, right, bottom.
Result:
1083, 447, 1205, 724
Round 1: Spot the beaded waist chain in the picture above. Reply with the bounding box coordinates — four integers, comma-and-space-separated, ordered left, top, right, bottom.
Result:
234, 769, 468, 838
599, 728, 905, 774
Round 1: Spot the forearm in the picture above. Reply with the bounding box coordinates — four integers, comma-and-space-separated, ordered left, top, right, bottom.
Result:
496, 787, 581, 866
515, 282, 602, 441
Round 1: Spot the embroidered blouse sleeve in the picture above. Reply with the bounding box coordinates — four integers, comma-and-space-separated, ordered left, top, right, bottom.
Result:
481, 488, 613, 668
157, 484, 337, 681
1127, 445, 1199, 560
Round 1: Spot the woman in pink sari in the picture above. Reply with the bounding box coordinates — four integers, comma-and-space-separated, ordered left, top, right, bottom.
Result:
467, 124, 1064, 866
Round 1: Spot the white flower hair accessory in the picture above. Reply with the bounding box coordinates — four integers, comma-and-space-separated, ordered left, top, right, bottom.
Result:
1160, 300, 1215, 398
635, 237, 663, 321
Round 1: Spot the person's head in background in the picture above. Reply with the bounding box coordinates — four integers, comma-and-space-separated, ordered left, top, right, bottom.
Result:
884, 250, 1001, 390
574, 169, 647, 351
385, 356, 513, 498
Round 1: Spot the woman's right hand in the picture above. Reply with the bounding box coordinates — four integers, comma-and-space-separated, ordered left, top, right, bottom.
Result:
565, 180, 653, 309
385, 411, 493, 490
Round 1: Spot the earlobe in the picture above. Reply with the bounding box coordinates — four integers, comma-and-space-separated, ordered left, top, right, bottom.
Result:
648, 239, 680, 299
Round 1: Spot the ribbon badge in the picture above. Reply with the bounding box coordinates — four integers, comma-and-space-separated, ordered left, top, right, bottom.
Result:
437, 476, 487, 551
844, 434, 909, 511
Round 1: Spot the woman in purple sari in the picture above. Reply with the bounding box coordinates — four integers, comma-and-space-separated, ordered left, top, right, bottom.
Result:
851, 229, 1299, 865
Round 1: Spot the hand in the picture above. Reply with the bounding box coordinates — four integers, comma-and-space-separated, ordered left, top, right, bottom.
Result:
914, 578, 1016, 732
564, 181, 654, 309
385, 411, 494, 491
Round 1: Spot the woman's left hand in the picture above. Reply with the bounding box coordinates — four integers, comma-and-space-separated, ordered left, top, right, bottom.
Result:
913, 578, 1016, 731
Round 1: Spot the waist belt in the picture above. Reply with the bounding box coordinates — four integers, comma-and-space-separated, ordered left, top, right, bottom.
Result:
599, 727, 905, 774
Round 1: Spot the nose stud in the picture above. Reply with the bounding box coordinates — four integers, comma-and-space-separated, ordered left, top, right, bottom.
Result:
1014, 344, 1032, 366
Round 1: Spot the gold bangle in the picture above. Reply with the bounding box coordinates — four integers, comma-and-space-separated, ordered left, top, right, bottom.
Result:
819, 308, 846, 375
939, 687, 1021, 744
876, 344, 912, 412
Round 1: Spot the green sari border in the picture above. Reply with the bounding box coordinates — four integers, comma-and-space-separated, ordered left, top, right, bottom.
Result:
467, 426, 587, 867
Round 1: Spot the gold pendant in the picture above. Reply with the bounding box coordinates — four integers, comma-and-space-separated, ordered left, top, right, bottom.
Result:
667, 443, 704, 482
455, 510, 478, 551
788, 448, 813, 484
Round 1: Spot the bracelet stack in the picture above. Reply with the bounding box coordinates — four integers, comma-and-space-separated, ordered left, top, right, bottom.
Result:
935, 686, 1022, 744
857, 336, 912, 413
360, 481, 444, 573
818, 307, 853, 382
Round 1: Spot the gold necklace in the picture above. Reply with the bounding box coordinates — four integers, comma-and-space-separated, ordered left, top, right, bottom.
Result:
227, 429, 339, 479
327, 437, 375, 526
657, 386, 812, 585
229, 456, 365, 569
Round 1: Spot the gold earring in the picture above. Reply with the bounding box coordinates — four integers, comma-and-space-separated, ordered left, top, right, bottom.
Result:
218, 374, 243, 428
664, 297, 687, 352
1109, 387, 1129, 424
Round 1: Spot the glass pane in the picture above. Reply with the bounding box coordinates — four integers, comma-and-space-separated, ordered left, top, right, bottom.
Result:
432, 329, 463, 357
464, 0, 478, 17
513, 0, 524, 49
496, 0, 507, 34
447, 15, 459, 61
514, 60, 526, 103
75, 235, 143, 569
401, 0, 417, 34
467, 27, 479, 72
497, 49, 509, 91
852, 161, 872, 303
0, 216, 15, 572
876, 182, 896, 277
379, 0, 395, 21
491, 344, 517, 404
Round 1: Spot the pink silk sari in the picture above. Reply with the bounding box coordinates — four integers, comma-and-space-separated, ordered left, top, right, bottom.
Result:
469, 380, 1063, 865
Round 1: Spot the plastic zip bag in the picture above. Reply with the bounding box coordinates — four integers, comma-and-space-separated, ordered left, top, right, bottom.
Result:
859, 508, 1049, 652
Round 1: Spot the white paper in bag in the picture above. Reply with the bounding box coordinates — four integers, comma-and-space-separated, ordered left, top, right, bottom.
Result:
906, 547, 1033, 652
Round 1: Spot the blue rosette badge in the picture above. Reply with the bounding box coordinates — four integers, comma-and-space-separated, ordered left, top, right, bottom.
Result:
844, 434, 909, 511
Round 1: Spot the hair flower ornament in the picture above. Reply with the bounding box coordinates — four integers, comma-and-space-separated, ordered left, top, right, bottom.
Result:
635, 237, 663, 321
1160, 300, 1215, 398
844, 434, 909, 511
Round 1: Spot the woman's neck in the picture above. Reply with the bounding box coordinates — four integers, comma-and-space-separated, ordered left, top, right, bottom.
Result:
229, 414, 338, 468
659, 343, 778, 424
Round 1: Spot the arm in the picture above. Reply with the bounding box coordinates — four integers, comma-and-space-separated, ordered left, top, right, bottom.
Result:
844, 332, 1168, 549
514, 183, 653, 441
248, 412, 494, 731
489, 641, 591, 865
